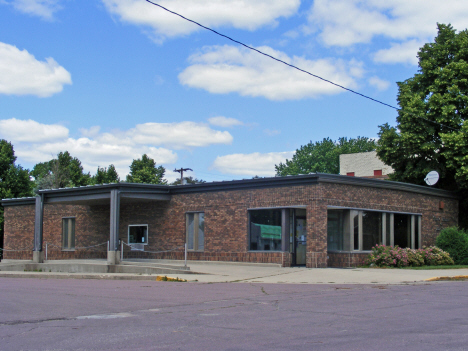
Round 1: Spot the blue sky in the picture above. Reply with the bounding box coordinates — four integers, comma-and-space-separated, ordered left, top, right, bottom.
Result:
1, 0, 468, 183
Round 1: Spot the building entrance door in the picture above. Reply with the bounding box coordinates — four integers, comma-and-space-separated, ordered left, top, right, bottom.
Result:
294, 216, 307, 266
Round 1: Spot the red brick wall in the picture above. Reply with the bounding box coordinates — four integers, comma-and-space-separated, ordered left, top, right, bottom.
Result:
2, 181, 458, 267
3, 205, 35, 259
328, 252, 369, 267
42, 204, 110, 260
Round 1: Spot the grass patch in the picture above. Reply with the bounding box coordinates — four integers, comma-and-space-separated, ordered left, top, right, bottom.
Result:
402, 265, 468, 270
356, 264, 468, 271
426, 275, 468, 281
358, 264, 468, 270
156, 275, 187, 282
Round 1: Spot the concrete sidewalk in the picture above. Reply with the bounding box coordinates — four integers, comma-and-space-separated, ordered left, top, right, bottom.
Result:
1, 259, 468, 284
167, 261, 468, 284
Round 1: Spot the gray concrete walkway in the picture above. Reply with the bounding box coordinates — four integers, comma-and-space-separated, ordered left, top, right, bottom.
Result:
163, 260, 468, 284
1, 259, 468, 284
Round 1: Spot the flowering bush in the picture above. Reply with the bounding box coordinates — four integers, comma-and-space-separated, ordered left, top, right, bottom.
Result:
419, 246, 454, 266
366, 245, 453, 267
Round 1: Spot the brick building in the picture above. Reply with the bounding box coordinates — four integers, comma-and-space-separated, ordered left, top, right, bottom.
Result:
1, 173, 458, 268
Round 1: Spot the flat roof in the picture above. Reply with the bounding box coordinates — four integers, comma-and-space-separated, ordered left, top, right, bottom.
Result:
1, 173, 458, 206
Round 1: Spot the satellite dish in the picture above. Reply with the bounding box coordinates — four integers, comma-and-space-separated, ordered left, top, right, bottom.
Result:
424, 170, 439, 186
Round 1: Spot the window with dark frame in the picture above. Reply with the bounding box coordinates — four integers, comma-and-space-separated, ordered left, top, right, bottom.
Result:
327, 209, 421, 251
62, 217, 75, 250
249, 209, 282, 251
186, 212, 204, 251
128, 225, 148, 245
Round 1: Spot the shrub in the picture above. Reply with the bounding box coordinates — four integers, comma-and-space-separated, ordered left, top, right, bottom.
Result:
366, 245, 453, 267
436, 227, 468, 265
419, 246, 454, 266
406, 249, 425, 267
366, 245, 409, 268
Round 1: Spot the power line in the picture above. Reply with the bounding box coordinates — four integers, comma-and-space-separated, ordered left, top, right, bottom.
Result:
144, 0, 458, 132
174, 167, 192, 184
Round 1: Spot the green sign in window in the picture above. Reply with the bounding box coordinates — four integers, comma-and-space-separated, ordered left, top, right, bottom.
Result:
253, 223, 282, 240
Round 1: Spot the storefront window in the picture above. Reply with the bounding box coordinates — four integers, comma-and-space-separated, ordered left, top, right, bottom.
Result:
327, 209, 420, 251
327, 210, 348, 251
394, 214, 410, 248
362, 211, 382, 250
249, 209, 282, 251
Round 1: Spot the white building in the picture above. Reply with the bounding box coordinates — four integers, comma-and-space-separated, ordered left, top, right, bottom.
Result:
339, 151, 393, 179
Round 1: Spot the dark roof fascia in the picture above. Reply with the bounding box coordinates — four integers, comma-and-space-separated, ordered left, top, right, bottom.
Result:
1, 174, 458, 206
37, 182, 170, 197
36, 183, 172, 204
168, 174, 320, 194
1, 197, 36, 206
315, 173, 459, 199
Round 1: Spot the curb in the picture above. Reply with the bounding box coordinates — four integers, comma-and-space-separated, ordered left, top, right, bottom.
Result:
426, 275, 468, 281
0, 272, 173, 281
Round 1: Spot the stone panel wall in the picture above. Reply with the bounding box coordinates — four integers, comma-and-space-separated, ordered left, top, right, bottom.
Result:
339, 151, 393, 177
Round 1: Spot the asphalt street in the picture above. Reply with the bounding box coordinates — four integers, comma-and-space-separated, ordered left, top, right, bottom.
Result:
1, 278, 467, 350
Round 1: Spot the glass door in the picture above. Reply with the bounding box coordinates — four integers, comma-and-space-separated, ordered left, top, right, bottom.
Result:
295, 217, 307, 265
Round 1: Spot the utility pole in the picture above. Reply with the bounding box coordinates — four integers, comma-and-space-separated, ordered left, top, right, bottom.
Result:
174, 168, 192, 185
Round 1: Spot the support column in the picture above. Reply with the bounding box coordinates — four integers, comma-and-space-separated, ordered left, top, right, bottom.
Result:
33, 195, 44, 263
108, 189, 120, 264
281, 209, 292, 267
281, 209, 290, 252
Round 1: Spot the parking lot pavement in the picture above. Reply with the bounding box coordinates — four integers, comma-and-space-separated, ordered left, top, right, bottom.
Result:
1, 278, 468, 350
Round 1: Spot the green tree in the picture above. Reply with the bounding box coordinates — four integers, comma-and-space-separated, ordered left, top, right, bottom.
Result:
0, 140, 33, 252
126, 154, 167, 184
170, 176, 206, 185
376, 24, 468, 227
92, 165, 120, 185
32, 151, 91, 190
275, 137, 376, 176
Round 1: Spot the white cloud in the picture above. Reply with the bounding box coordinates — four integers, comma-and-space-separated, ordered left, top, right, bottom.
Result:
0, 118, 236, 178
368, 76, 390, 91
128, 121, 233, 149
3, 0, 62, 20
79, 126, 101, 138
18, 138, 178, 180
212, 151, 294, 176
179, 45, 363, 100
307, 0, 468, 47
0, 118, 68, 142
306, 0, 468, 66
208, 116, 243, 128
0, 42, 71, 97
102, 0, 300, 42
373, 40, 424, 65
